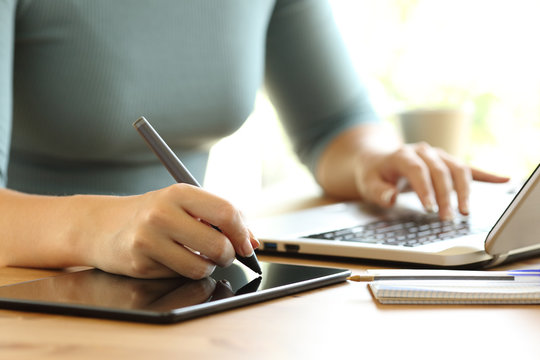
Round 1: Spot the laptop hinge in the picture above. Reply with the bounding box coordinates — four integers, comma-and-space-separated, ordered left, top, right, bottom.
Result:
482, 254, 509, 268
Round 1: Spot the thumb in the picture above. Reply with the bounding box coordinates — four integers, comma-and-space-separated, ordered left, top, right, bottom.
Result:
362, 179, 398, 208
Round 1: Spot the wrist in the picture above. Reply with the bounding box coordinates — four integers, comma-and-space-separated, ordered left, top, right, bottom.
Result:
67, 194, 134, 271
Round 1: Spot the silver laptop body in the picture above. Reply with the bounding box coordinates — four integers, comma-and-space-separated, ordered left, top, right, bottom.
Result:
252, 164, 540, 268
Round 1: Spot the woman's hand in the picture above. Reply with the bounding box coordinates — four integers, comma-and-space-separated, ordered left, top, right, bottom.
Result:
353, 142, 509, 220
80, 183, 259, 279
317, 123, 509, 220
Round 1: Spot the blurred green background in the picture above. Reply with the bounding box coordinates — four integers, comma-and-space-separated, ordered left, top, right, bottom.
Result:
330, 0, 540, 175
205, 0, 540, 211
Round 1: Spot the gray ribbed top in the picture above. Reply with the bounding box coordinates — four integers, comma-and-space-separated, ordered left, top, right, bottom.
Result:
0, 0, 378, 195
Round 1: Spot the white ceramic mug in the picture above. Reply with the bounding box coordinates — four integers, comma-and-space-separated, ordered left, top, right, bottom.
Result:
397, 107, 471, 159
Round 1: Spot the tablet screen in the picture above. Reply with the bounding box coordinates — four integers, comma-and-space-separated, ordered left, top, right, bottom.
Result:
0, 261, 350, 323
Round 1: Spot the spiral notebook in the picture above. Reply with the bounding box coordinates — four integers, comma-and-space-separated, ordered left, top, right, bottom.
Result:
369, 281, 540, 305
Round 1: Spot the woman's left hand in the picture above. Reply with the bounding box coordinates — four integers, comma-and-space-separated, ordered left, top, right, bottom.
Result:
317, 124, 510, 220
352, 141, 509, 220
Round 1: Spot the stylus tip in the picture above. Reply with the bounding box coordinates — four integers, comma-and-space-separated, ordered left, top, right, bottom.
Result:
236, 252, 263, 274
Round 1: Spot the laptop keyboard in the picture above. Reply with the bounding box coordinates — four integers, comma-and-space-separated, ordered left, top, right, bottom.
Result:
303, 215, 475, 247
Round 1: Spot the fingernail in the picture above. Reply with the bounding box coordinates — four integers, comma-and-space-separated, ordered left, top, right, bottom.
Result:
241, 238, 254, 257
461, 200, 470, 215
425, 197, 436, 213
248, 229, 260, 249
441, 208, 454, 221
251, 236, 260, 249
381, 189, 396, 205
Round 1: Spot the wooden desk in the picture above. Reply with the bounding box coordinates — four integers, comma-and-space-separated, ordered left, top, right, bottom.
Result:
1, 256, 540, 359
1, 194, 540, 359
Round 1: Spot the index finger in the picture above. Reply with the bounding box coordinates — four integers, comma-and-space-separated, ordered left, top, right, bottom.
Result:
171, 184, 254, 259
471, 168, 510, 183
392, 148, 437, 212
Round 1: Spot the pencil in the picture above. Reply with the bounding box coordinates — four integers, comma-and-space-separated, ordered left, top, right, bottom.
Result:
347, 271, 516, 282
133, 116, 262, 275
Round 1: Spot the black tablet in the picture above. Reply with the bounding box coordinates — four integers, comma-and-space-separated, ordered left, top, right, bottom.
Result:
0, 261, 350, 323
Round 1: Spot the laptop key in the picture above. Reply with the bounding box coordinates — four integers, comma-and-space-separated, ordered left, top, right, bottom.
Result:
303, 215, 474, 246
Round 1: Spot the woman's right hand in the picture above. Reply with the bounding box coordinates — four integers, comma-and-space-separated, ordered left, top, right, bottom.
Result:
80, 183, 259, 279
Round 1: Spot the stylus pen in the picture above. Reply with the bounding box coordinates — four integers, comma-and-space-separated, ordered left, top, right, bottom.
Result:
133, 116, 262, 275
347, 269, 540, 282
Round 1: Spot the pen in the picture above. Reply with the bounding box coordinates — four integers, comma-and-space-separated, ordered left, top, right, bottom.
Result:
133, 116, 262, 275
347, 269, 540, 282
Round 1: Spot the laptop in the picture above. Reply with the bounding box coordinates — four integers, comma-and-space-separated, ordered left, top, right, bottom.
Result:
252, 163, 540, 268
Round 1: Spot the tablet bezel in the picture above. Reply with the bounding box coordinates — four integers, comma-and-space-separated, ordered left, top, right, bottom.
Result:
0, 261, 350, 324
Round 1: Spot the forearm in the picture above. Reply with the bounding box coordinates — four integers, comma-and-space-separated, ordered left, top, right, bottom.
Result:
315, 123, 402, 198
0, 188, 124, 269
0, 184, 258, 279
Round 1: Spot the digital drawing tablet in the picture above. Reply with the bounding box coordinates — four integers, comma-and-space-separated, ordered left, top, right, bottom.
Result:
0, 261, 350, 324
